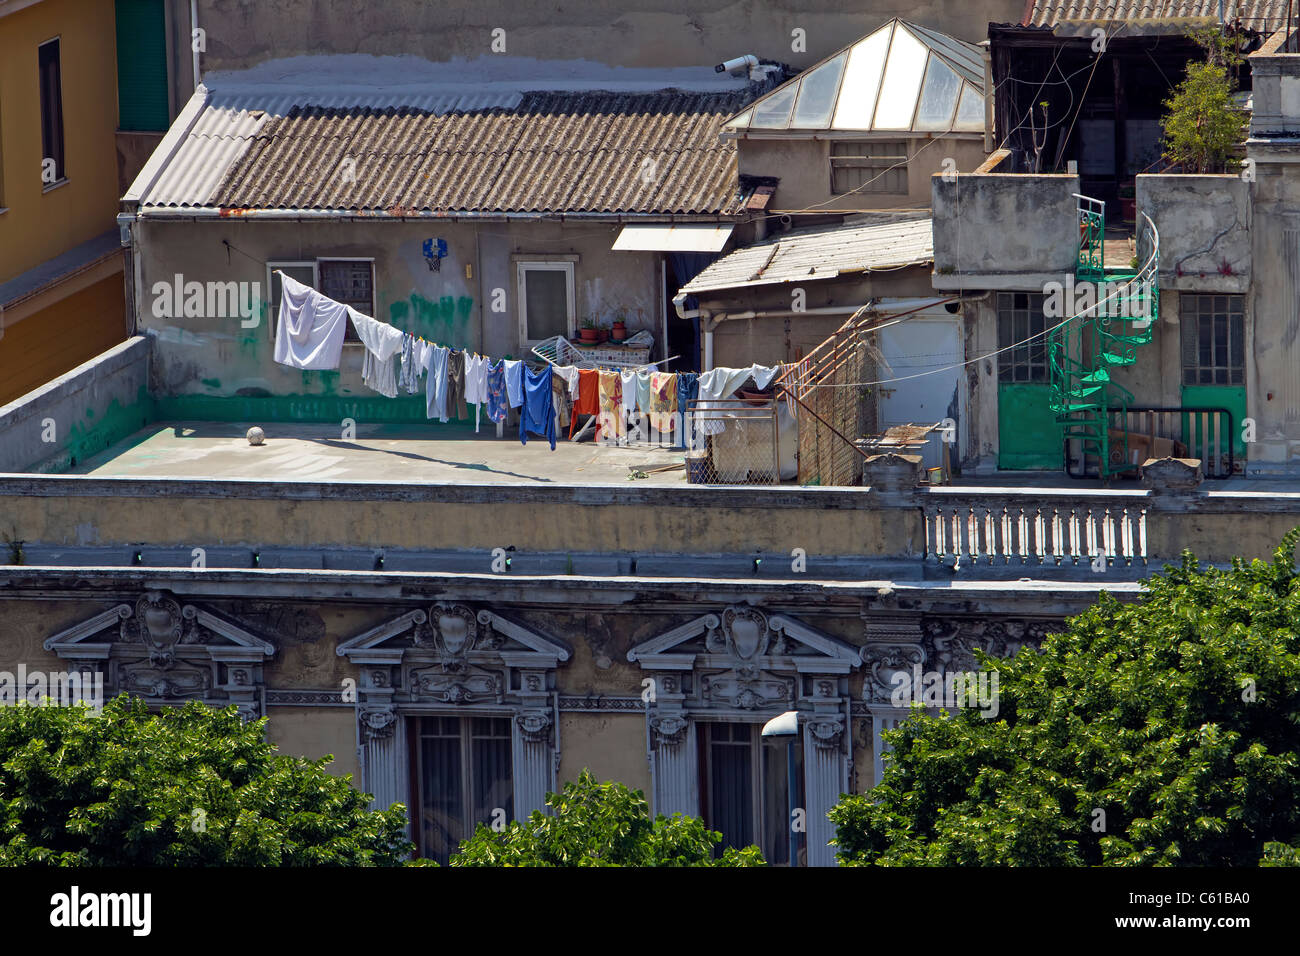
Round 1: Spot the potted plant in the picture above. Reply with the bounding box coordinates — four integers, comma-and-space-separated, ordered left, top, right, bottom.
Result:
579, 317, 599, 343
611, 309, 628, 342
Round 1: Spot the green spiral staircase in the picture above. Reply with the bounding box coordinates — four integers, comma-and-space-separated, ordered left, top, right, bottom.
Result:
1049, 194, 1161, 479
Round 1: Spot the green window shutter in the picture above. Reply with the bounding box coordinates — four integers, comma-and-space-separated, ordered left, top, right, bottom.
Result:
115, 0, 169, 132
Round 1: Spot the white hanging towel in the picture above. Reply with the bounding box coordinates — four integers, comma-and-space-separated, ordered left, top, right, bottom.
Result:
273, 273, 349, 370
465, 354, 489, 432
552, 364, 581, 398
348, 307, 405, 398
696, 364, 780, 435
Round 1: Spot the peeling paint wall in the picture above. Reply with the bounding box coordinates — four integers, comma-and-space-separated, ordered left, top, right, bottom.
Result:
192, 0, 1023, 73
134, 219, 660, 420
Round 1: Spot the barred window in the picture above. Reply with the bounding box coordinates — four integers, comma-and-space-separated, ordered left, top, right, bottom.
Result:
1180, 294, 1245, 386
830, 140, 908, 195
997, 292, 1050, 383
318, 259, 375, 317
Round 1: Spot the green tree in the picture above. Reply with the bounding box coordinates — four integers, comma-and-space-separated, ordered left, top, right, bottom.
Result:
0, 696, 413, 865
451, 769, 765, 866
830, 532, 1300, 866
1160, 31, 1249, 173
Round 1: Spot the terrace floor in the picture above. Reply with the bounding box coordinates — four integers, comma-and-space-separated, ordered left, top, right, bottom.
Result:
68, 421, 688, 485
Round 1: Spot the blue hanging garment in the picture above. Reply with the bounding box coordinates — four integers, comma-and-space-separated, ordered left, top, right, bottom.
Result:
519, 364, 556, 450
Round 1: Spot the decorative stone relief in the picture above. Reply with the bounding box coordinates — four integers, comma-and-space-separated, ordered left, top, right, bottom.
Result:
44, 590, 275, 718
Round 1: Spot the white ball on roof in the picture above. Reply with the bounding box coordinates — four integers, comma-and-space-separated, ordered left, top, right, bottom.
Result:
246, 426, 265, 446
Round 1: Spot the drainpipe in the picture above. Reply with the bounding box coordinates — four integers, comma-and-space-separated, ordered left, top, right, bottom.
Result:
190, 0, 201, 89
702, 309, 715, 370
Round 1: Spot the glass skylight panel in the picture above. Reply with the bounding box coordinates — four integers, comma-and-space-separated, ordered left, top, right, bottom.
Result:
725, 108, 753, 130
873, 24, 927, 129
831, 25, 890, 130
791, 52, 846, 128
955, 84, 985, 130
749, 82, 797, 129
915, 57, 961, 130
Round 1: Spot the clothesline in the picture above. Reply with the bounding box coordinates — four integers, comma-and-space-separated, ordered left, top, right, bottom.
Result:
270, 270, 786, 452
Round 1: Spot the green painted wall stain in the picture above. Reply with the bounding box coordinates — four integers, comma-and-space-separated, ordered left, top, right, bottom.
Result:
155, 393, 431, 425
59, 386, 157, 471
388, 292, 474, 346
201, 378, 221, 389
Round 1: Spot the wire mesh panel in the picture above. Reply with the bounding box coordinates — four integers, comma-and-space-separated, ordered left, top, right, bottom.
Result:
685, 399, 780, 485
789, 320, 873, 486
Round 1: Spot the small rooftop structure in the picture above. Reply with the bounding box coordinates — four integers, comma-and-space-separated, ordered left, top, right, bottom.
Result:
721, 18, 985, 136
126, 57, 766, 217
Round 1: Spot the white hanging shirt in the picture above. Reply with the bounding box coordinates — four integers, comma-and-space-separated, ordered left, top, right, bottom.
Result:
348, 308, 405, 399
273, 274, 350, 370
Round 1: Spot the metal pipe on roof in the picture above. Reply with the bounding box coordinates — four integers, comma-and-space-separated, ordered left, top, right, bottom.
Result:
190, 0, 201, 89
134, 208, 743, 223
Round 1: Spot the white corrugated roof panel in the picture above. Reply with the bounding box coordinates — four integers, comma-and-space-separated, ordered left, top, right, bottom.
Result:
680, 216, 933, 295
613, 224, 735, 252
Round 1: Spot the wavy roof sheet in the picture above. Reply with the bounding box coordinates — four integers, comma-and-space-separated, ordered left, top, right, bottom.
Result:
133, 87, 754, 215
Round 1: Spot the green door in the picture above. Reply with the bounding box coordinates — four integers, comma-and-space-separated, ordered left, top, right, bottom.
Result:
1181, 384, 1247, 461
998, 382, 1064, 470
115, 0, 169, 132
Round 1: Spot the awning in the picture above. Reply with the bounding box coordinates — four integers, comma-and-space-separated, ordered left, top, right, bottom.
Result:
612, 223, 734, 253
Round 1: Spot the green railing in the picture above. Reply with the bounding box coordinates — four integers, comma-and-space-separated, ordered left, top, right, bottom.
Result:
1050, 195, 1160, 479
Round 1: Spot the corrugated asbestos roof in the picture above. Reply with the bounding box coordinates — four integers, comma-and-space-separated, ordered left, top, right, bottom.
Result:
1023, 0, 1289, 31
680, 216, 934, 295
136, 87, 753, 215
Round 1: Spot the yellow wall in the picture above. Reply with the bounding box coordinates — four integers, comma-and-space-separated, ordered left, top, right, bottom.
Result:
0, 270, 125, 405
0, 0, 123, 281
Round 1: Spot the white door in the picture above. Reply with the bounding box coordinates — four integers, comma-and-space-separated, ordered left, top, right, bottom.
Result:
876, 312, 964, 471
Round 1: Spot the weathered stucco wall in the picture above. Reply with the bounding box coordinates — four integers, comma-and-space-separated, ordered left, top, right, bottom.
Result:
192, 0, 1022, 72
737, 137, 987, 212
0, 477, 921, 560
931, 173, 1080, 290
133, 218, 661, 416
1137, 174, 1251, 293
0, 336, 152, 473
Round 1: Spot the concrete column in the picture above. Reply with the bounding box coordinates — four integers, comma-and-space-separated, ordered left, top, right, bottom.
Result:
362, 717, 409, 819
803, 716, 847, 868
649, 713, 698, 817
512, 709, 555, 817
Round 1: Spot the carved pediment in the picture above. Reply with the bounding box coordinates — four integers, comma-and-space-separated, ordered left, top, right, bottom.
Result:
337, 604, 571, 667
42, 591, 274, 718
627, 606, 860, 675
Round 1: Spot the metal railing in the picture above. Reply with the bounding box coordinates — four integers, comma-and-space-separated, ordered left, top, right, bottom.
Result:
1070, 406, 1236, 479
922, 490, 1148, 567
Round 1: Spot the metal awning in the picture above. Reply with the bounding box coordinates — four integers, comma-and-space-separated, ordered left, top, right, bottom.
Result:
612, 223, 734, 253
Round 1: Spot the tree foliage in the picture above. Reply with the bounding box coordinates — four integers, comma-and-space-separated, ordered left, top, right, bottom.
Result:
831, 532, 1300, 866
1161, 31, 1248, 173
452, 769, 765, 866
0, 696, 413, 865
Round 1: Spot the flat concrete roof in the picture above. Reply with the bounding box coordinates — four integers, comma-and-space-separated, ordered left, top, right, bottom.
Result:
68, 421, 689, 485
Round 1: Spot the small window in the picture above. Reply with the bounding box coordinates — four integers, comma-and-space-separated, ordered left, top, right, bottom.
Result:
830, 140, 908, 195
997, 291, 1051, 384
39, 38, 65, 187
268, 259, 365, 342
698, 721, 805, 865
517, 261, 575, 346
414, 715, 514, 865
1180, 294, 1245, 386
318, 259, 375, 316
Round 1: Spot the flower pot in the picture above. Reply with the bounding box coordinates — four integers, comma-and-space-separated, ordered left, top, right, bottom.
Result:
579, 328, 598, 342
611, 327, 627, 342
596, 330, 609, 343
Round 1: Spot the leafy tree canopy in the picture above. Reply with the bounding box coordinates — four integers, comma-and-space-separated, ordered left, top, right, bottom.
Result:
831, 532, 1300, 866
452, 769, 764, 866
0, 696, 412, 865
